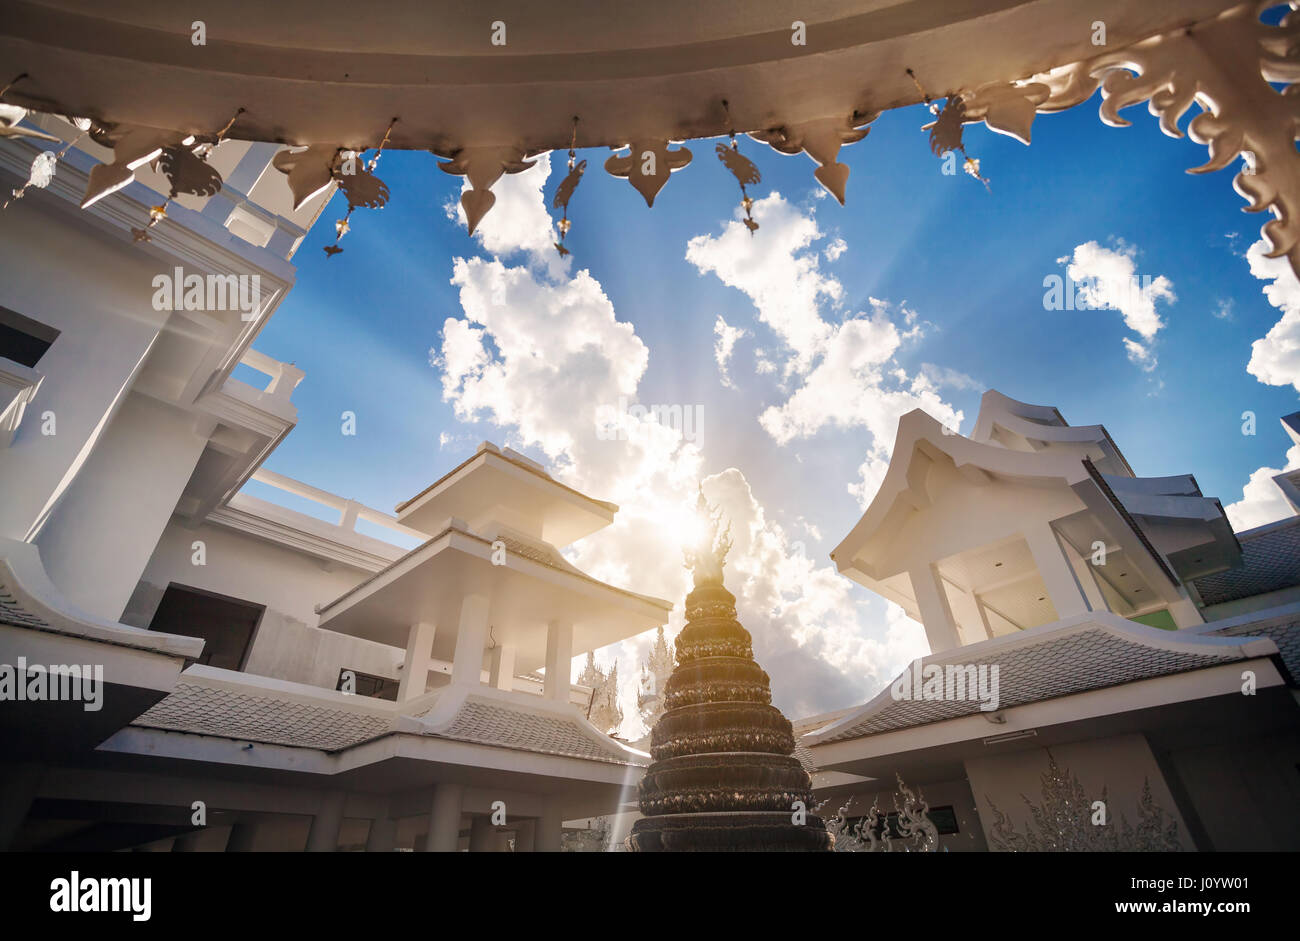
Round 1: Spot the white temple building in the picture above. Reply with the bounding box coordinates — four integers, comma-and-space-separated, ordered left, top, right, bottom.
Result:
3, 0, 1300, 853
0, 116, 671, 851
799, 393, 1300, 851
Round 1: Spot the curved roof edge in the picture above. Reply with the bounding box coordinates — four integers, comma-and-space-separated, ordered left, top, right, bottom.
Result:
830, 407, 1099, 572
0, 536, 204, 659
803, 611, 1278, 747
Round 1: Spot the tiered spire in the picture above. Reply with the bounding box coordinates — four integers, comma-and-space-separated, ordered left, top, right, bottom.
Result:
629, 491, 831, 851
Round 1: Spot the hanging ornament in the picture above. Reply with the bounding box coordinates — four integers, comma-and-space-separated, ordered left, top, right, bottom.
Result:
322, 117, 397, 258
552, 117, 585, 256
604, 138, 692, 207
138, 107, 243, 234
909, 69, 991, 192
131, 227, 152, 243
717, 100, 762, 234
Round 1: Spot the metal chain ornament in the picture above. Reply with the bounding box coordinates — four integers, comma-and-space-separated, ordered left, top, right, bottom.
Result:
553, 117, 585, 257
718, 101, 761, 233
133, 108, 244, 243
908, 69, 991, 191
324, 117, 396, 258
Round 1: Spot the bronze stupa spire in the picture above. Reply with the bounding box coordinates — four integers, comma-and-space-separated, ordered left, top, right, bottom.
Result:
629, 490, 832, 851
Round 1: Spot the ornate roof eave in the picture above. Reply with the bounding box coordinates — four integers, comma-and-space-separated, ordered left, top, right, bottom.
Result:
3, 1, 1297, 276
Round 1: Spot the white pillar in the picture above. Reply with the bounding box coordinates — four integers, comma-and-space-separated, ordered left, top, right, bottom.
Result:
306, 789, 347, 852
908, 565, 963, 653
536, 799, 563, 852
1024, 523, 1091, 619
425, 783, 464, 852
488, 644, 516, 691
544, 619, 573, 702
451, 594, 491, 687
1167, 596, 1204, 628
974, 597, 996, 640
398, 621, 438, 701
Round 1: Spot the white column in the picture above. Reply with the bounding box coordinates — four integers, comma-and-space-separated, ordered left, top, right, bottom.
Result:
1024, 523, 1091, 619
908, 565, 963, 653
974, 597, 996, 640
544, 619, 573, 702
451, 594, 491, 687
425, 783, 464, 852
398, 621, 438, 701
488, 644, 516, 691
536, 799, 563, 852
306, 789, 347, 852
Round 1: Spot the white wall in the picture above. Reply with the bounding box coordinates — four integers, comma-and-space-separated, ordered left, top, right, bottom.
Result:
37, 392, 209, 620
126, 519, 404, 690
0, 195, 171, 542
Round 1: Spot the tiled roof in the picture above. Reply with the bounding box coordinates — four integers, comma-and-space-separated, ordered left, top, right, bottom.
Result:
1206, 614, 1300, 682
1194, 518, 1300, 606
132, 681, 393, 752
813, 625, 1249, 745
423, 699, 643, 765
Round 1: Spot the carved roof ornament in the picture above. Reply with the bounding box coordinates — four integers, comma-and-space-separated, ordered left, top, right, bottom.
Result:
273, 143, 343, 211
682, 488, 733, 589
552, 117, 584, 256
604, 139, 693, 207
948, 2, 1300, 278
750, 113, 874, 205
80, 127, 185, 209
0, 76, 59, 145
438, 144, 537, 235
718, 99, 761, 234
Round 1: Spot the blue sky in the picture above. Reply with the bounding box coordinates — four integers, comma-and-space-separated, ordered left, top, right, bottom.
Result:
240, 91, 1300, 725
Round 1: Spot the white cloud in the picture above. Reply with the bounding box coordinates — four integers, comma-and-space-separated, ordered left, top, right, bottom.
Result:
1245, 239, 1300, 393
1213, 298, 1235, 321
686, 193, 963, 506
713, 315, 748, 389
919, 363, 985, 393
824, 238, 848, 262
1224, 442, 1300, 531
447, 152, 571, 282
1062, 240, 1175, 370
685, 193, 840, 376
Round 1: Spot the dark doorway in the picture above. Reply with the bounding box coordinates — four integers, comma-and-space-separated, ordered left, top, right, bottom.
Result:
147, 584, 265, 670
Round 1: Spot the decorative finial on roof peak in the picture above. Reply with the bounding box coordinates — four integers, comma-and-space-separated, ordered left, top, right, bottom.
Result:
683, 486, 732, 587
